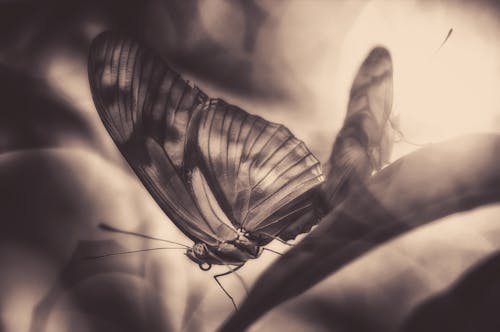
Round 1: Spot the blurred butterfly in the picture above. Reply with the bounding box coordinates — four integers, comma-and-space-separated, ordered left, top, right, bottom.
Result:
87, 31, 326, 291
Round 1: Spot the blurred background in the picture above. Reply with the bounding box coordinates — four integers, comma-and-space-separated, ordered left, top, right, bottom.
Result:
0, 0, 499, 331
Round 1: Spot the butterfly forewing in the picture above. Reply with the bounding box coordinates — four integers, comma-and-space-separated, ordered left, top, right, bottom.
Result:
139, 139, 224, 245
347, 47, 393, 165
89, 32, 237, 246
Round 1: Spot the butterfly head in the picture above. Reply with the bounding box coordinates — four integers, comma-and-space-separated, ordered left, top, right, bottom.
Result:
186, 243, 212, 270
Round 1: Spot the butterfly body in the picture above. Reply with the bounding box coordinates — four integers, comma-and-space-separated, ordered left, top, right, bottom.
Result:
186, 233, 262, 270
88, 32, 325, 271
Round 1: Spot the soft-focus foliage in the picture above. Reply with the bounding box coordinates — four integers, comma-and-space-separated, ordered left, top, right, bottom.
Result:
1, 1, 500, 331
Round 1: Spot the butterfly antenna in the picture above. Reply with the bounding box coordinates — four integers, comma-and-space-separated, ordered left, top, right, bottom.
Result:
389, 118, 427, 147
262, 247, 283, 256
434, 28, 453, 55
391, 27, 450, 148
83, 247, 187, 260
98, 223, 190, 248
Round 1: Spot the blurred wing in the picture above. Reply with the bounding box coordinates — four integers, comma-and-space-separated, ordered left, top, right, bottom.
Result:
196, 99, 325, 240
322, 47, 393, 209
88, 32, 237, 245
346, 46, 394, 168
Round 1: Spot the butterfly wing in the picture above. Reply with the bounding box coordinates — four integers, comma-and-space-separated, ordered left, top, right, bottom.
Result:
88, 32, 238, 245
196, 99, 325, 243
322, 47, 393, 209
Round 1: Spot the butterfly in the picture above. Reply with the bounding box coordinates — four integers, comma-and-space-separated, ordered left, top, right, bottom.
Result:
88, 32, 327, 278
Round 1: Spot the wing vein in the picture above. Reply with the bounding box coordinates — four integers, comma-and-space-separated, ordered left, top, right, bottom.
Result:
233, 111, 249, 195
220, 104, 230, 187
254, 202, 314, 232
207, 104, 217, 188
163, 74, 178, 137
172, 74, 188, 128
248, 125, 285, 179
199, 170, 236, 233
249, 137, 298, 191
236, 115, 256, 178
115, 37, 125, 132
225, 105, 235, 189
245, 162, 321, 217
106, 37, 120, 135
129, 42, 139, 125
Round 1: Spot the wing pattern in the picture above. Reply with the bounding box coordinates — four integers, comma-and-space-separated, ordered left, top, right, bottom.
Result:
197, 100, 325, 238
88, 32, 237, 245
89, 32, 325, 246
322, 47, 393, 209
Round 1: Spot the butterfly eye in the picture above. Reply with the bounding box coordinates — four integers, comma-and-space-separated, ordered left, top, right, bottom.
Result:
193, 243, 207, 257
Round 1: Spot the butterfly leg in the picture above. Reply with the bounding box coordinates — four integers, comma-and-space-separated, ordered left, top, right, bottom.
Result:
213, 264, 246, 310
272, 236, 294, 247
262, 247, 283, 256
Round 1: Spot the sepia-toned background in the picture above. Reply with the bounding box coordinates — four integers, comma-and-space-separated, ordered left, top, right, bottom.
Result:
1, 0, 499, 331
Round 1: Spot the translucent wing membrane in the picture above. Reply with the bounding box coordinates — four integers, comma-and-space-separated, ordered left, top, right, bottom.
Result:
345, 47, 394, 168
88, 32, 237, 245
89, 32, 324, 248
322, 47, 393, 209
197, 100, 325, 240
346, 47, 393, 129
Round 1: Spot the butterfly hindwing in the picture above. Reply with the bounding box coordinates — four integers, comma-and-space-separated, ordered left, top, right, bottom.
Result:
197, 100, 325, 242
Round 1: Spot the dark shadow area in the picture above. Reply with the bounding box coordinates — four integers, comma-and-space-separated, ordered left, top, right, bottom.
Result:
400, 251, 500, 332
143, 0, 280, 99
0, 0, 290, 101
296, 299, 375, 332
30, 240, 171, 332
0, 65, 93, 154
